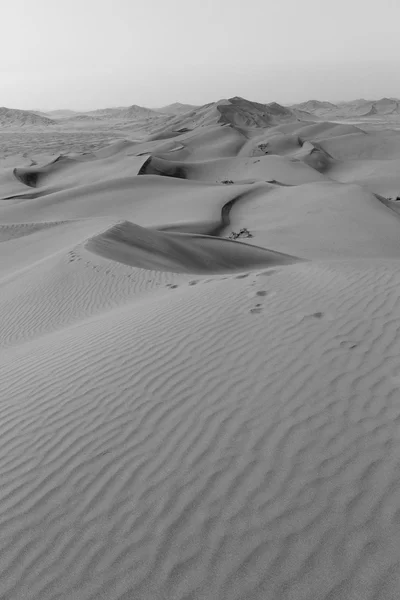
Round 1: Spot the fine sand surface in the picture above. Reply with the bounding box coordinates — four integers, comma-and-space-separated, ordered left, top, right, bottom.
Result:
2, 96, 400, 600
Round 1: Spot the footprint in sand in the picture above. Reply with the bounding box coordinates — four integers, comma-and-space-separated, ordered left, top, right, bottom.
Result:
296, 311, 335, 323
247, 289, 276, 300
249, 302, 264, 314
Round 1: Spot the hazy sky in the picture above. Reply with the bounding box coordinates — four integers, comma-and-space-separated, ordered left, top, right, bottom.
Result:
2, 0, 400, 110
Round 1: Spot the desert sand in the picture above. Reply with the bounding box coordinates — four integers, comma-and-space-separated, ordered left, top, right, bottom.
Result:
1, 96, 400, 599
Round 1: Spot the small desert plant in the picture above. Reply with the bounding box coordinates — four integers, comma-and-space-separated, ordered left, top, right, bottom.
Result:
228, 228, 253, 240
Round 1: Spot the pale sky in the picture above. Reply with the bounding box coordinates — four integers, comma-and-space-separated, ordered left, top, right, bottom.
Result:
1, 0, 400, 110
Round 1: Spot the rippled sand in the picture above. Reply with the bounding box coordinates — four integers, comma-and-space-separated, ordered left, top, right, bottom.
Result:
1, 99, 400, 599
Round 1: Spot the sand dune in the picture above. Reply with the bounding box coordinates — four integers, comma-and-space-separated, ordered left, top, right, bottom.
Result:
86, 220, 301, 273
2, 96, 400, 600
140, 153, 327, 183
12, 152, 150, 191
227, 181, 400, 258
317, 129, 400, 160
329, 158, 400, 197
0, 175, 257, 225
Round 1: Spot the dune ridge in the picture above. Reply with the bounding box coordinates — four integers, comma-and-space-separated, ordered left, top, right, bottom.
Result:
86, 220, 301, 273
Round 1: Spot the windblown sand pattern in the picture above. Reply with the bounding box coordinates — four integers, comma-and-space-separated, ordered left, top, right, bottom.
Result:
1, 96, 400, 599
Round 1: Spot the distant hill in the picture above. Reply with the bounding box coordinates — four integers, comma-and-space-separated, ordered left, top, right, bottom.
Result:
86, 105, 163, 120
46, 110, 79, 119
291, 98, 400, 119
368, 98, 400, 115
294, 100, 338, 110
146, 96, 313, 139
0, 96, 315, 132
156, 103, 200, 116
291, 100, 338, 116
65, 114, 103, 122
0, 107, 55, 127
333, 98, 397, 117
216, 97, 306, 127
74, 98, 308, 130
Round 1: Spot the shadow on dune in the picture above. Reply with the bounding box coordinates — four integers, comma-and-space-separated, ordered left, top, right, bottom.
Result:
13, 156, 78, 188
86, 221, 302, 274
138, 156, 187, 179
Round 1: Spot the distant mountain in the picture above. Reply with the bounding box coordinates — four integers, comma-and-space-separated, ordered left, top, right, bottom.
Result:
65, 114, 103, 122
336, 98, 371, 106
86, 105, 162, 120
146, 96, 312, 139
295, 100, 338, 109
76, 98, 309, 130
292, 98, 400, 119
30, 110, 51, 118
214, 97, 311, 127
333, 98, 394, 117
156, 103, 200, 116
0, 107, 55, 127
369, 98, 400, 115
291, 100, 338, 116
0, 96, 316, 132
46, 110, 79, 119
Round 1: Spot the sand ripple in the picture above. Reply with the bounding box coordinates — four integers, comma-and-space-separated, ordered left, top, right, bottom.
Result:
0, 262, 400, 598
